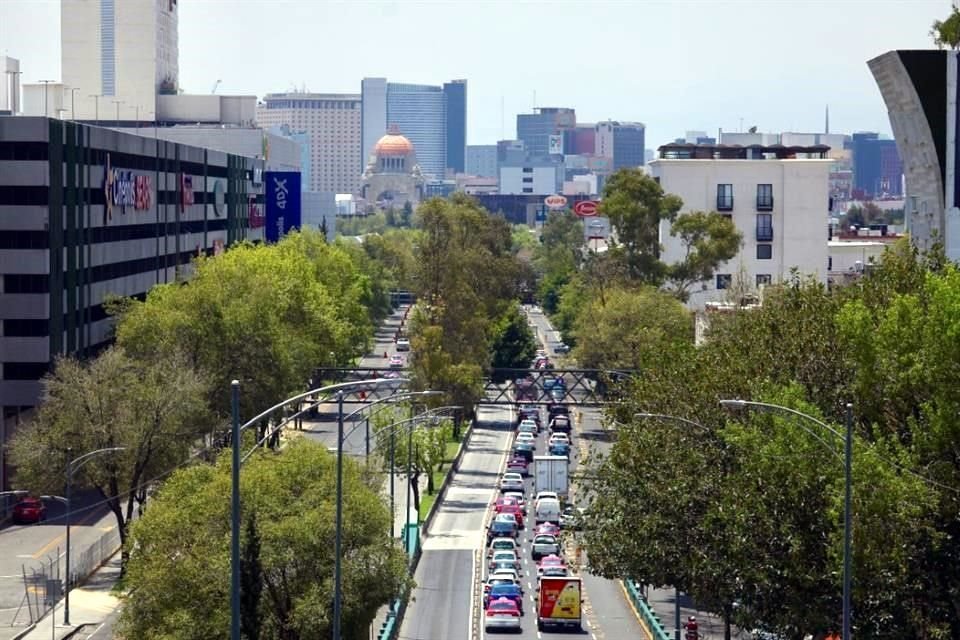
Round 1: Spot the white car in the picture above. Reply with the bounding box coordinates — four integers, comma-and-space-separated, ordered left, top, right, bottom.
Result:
395, 338, 410, 351
500, 473, 524, 492
484, 573, 522, 593
548, 433, 570, 446
488, 550, 521, 572
489, 568, 521, 583
515, 433, 536, 445
487, 537, 519, 557
518, 420, 538, 435
535, 491, 559, 504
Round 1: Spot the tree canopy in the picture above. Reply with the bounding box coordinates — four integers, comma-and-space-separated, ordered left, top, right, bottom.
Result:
119, 439, 411, 640
584, 240, 960, 636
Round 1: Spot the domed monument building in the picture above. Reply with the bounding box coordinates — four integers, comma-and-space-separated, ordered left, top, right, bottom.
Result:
361, 125, 425, 208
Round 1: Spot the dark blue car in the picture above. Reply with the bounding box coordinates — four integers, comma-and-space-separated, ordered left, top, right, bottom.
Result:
549, 442, 570, 457
484, 583, 524, 613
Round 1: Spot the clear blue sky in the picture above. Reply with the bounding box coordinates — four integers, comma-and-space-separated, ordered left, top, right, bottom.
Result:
0, 0, 949, 148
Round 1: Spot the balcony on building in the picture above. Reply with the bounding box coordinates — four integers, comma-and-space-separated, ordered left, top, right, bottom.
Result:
756, 219, 774, 242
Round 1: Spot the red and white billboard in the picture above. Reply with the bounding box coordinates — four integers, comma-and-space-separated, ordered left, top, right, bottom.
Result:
544, 194, 568, 210
573, 200, 599, 217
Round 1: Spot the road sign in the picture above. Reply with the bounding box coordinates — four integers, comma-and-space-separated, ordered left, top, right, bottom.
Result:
573, 200, 599, 217
544, 194, 568, 210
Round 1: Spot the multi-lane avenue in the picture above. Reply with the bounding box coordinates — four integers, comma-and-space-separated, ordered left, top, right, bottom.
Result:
397, 307, 646, 640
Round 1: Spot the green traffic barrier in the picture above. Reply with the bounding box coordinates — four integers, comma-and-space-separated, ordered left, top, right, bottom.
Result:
624, 579, 671, 640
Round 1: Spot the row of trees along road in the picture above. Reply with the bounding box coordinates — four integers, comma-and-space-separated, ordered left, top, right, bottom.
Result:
531, 168, 741, 373
583, 240, 960, 638
8, 229, 416, 640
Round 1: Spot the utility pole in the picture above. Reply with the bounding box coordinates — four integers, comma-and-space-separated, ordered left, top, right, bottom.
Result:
88, 95, 100, 123
67, 87, 80, 120
112, 100, 123, 127
38, 80, 55, 117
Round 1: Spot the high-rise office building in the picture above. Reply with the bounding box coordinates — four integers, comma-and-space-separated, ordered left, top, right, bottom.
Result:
256, 93, 361, 194
516, 108, 576, 158
851, 132, 903, 198
61, 0, 179, 122
361, 78, 467, 179
444, 80, 467, 173
466, 145, 497, 177
595, 121, 646, 169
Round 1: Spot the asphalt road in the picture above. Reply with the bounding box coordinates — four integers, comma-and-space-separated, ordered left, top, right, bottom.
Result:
0, 493, 116, 634
397, 404, 514, 640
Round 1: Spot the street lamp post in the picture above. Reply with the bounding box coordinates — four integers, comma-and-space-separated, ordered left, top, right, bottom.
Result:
63, 446, 125, 626
111, 100, 123, 127
332, 391, 345, 640
38, 80, 55, 117
719, 399, 853, 640
66, 87, 80, 120
634, 413, 711, 640
88, 95, 100, 123
230, 381, 241, 640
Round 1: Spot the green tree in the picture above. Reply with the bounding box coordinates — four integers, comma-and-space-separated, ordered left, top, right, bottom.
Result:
599, 168, 682, 284
8, 346, 211, 563
489, 303, 539, 382
240, 512, 263, 640
114, 231, 368, 420
665, 211, 743, 301
931, 6, 960, 49
571, 286, 692, 371
118, 439, 411, 640
533, 211, 585, 313
401, 201, 414, 227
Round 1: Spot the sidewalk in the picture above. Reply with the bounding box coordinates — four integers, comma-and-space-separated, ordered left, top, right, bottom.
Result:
14, 552, 121, 640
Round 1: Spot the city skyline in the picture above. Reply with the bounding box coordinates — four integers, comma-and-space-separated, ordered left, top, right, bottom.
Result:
0, 0, 948, 149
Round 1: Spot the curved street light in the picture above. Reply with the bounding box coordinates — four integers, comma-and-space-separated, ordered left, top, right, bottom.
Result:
720, 399, 853, 640
62, 446, 125, 625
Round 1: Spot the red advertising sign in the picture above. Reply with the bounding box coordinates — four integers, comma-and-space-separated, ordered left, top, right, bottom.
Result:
544, 194, 568, 210
573, 200, 599, 217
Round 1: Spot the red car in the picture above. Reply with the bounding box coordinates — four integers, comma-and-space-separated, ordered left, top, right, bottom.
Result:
12, 497, 46, 524
536, 522, 561, 537
494, 496, 519, 513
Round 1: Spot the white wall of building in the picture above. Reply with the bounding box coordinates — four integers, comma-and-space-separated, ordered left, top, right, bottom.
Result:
499, 166, 558, 195
21, 83, 66, 118
829, 240, 889, 273
61, 0, 179, 122
157, 95, 257, 126
650, 158, 831, 309
130, 126, 301, 172
302, 191, 337, 241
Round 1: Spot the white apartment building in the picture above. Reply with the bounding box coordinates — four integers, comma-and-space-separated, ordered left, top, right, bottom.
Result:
60, 0, 179, 122
499, 165, 561, 195
650, 143, 832, 309
256, 93, 361, 194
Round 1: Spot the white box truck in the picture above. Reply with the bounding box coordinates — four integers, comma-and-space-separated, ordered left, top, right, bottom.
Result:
534, 455, 569, 498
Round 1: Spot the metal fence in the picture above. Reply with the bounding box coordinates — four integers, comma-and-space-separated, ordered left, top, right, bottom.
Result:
11, 526, 121, 626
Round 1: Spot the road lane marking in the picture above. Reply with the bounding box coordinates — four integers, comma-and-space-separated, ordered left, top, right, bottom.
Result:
32, 507, 109, 559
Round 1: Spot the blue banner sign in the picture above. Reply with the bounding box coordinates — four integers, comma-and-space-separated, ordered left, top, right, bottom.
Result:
265, 171, 302, 243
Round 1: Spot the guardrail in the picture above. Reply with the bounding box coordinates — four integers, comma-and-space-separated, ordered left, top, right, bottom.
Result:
623, 579, 671, 640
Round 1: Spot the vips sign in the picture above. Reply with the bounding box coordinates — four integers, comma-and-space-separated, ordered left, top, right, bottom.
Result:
103, 153, 152, 222
264, 171, 301, 243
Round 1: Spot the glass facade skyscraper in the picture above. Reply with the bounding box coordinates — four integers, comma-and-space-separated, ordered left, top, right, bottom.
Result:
444, 80, 467, 173
517, 108, 576, 158
362, 78, 468, 179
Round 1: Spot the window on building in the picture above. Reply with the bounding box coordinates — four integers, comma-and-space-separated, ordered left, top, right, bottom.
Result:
717, 184, 733, 211
716, 274, 732, 289
522, 187, 533, 193
522, 177, 533, 183
756, 214, 773, 241
756, 274, 772, 287
757, 243, 772, 260
757, 184, 773, 210
522, 167, 533, 173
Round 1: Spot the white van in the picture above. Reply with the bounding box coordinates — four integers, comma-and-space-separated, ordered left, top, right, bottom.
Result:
535, 497, 562, 524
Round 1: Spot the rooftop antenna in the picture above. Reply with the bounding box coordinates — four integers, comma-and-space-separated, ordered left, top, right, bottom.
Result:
825, 104, 830, 134
500, 95, 504, 140
533, 90, 537, 112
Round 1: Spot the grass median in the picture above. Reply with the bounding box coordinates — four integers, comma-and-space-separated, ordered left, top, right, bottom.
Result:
418, 429, 466, 522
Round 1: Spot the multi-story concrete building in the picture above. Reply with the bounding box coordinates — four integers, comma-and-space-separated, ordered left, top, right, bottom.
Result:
0, 116, 265, 489
650, 142, 832, 309
517, 108, 576, 158
595, 120, 646, 170
59, 0, 178, 122
466, 144, 497, 177
1, 56, 21, 114
256, 93, 361, 194
499, 161, 562, 195
361, 78, 467, 179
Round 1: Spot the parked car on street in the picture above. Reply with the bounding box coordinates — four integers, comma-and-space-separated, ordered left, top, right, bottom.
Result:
12, 497, 46, 524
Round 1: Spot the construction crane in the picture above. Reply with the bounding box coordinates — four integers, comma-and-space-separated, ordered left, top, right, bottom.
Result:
211, 79, 222, 94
